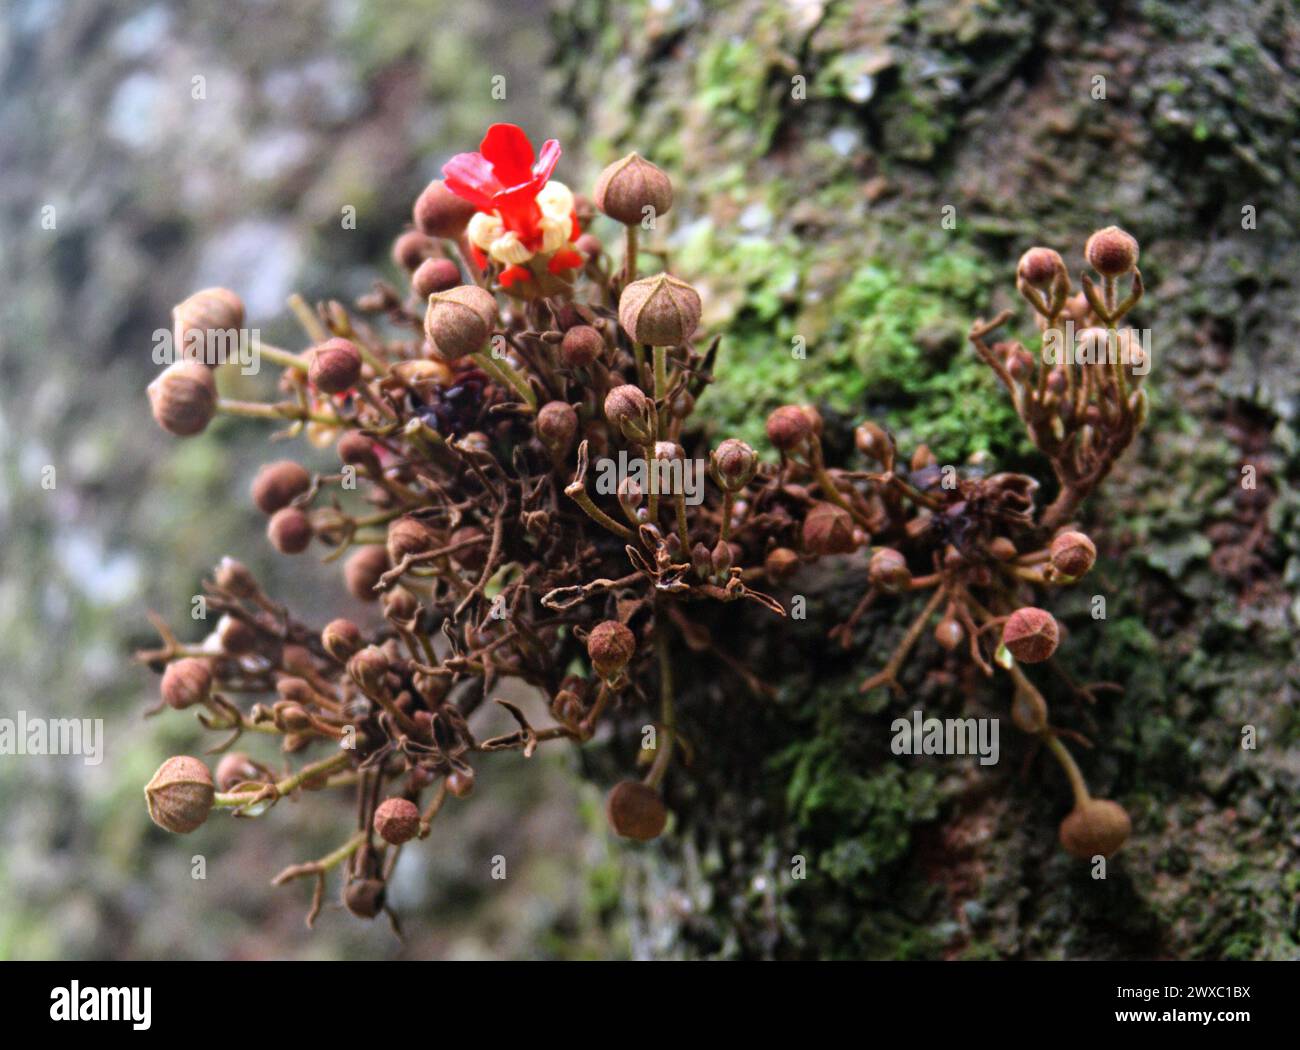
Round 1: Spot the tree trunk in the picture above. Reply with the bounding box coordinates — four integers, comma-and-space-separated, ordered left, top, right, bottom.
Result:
555, 0, 1300, 960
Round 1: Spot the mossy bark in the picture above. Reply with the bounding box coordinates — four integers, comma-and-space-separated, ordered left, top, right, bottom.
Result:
555, 0, 1300, 959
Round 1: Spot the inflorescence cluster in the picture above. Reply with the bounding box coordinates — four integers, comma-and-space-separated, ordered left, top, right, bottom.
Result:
139, 123, 1148, 924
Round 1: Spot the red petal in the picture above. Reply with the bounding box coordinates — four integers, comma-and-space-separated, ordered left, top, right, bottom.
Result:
569, 212, 581, 241
441, 151, 502, 208
480, 124, 536, 188
470, 244, 488, 269
499, 265, 532, 288
547, 249, 584, 274
532, 138, 562, 183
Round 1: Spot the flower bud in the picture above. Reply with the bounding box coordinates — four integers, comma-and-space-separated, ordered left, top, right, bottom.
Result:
711, 438, 757, 491
711, 539, 735, 575
536, 401, 578, 458
1001, 606, 1059, 663
801, 502, 856, 555
618, 476, 644, 517
267, 507, 313, 554
1016, 247, 1066, 289
308, 338, 362, 395
348, 645, 390, 693
251, 460, 311, 515
934, 616, 964, 651
1059, 798, 1131, 859
764, 547, 800, 581
424, 285, 498, 360
593, 152, 673, 226
215, 557, 259, 598
382, 585, 420, 622
587, 620, 636, 679
868, 548, 911, 594
603, 384, 654, 443
766, 405, 813, 452
560, 324, 604, 368
148, 360, 218, 436
449, 525, 488, 571
161, 657, 212, 710
605, 780, 667, 841
412, 256, 461, 298
987, 536, 1019, 561
337, 432, 381, 475
575, 232, 603, 259
344, 545, 389, 602
1049, 530, 1096, 579
344, 877, 386, 919
1085, 225, 1139, 276
854, 421, 890, 462
144, 756, 215, 834
392, 230, 438, 272
446, 768, 475, 798
172, 287, 245, 364
413, 179, 476, 238
215, 752, 260, 792
322, 618, 362, 662
216, 614, 256, 655
374, 797, 421, 845
618, 274, 701, 347
387, 515, 439, 564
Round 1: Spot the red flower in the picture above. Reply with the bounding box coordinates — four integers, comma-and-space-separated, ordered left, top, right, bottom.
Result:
443, 124, 562, 252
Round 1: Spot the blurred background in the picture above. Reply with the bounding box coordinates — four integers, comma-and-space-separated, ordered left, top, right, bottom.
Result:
2, 0, 1297, 960
0, 0, 630, 960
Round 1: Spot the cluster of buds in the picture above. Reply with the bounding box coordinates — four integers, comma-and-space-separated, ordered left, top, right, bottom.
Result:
139, 121, 1148, 927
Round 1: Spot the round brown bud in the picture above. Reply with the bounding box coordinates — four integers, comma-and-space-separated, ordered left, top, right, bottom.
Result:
605, 780, 667, 841
322, 618, 362, 662
618, 274, 701, 347
413, 179, 476, 238
383, 585, 420, 622
280, 645, 315, 677
934, 616, 964, 652
344, 545, 389, 602
308, 338, 362, 395
144, 756, 215, 834
575, 232, 603, 259
854, 421, 890, 462
446, 768, 475, 798
536, 401, 579, 457
587, 620, 636, 680
448, 525, 488, 571
392, 230, 438, 272
386, 515, 438, 565
411, 256, 461, 298
802, 502, 856, 556
593, 152, 673, 226
215, 752, 259, 792
161, 658, 212, 710
766, 405, 813, 452
764, 547, 800, 581
1059, 798, 1131, 859
148, 360, 218, 437
987, 536, 1019, 562
344, 877, 386, 919
216, 614, 257, 655
559, 324, 604, 368
711, 438, 757, 491
337, 431, 381, 474
1001, 607, 1060, 664
374, 797, 421, 845
868, 548, 911, 594
603, 384, 653, 442
424, 284, 498, 360
1049, 530, 1096, 579
215, 557, 259, 598
172, 287, 245, 365
267, 507, 313, 554
1017, 247, 1067, 289
251, 459, 311, 515
348, 645, 390, 693
1085, 225, 1139, 277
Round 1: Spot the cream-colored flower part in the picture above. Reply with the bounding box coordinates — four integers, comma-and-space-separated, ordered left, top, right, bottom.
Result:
536, 181, 574, 222
467, 212, 504, 252
467, 181, 576, 266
